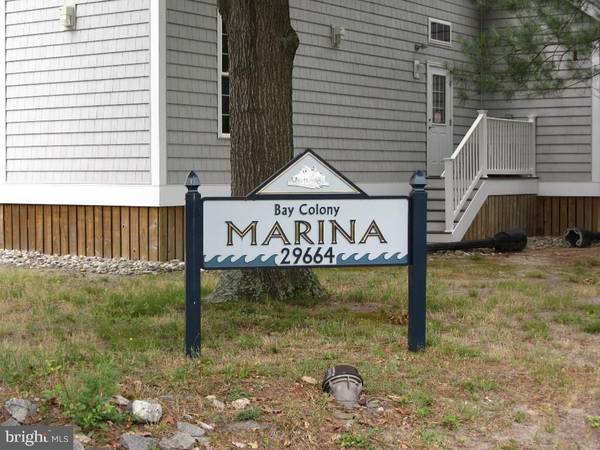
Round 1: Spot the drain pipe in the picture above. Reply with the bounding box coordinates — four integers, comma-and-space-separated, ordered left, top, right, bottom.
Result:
563, 228, 600, 248
427, 229, 528, 253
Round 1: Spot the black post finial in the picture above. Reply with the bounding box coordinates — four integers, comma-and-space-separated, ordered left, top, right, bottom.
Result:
185, 171, 200, 191
409, 170, 427, 190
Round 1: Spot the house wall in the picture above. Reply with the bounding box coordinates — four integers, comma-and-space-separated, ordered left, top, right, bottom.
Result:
482, 11, 594, 183
4, 0, 151, 184
165, 0, 484, 187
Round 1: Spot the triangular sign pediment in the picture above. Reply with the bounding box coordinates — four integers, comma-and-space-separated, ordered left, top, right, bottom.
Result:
249, 149, 365, 197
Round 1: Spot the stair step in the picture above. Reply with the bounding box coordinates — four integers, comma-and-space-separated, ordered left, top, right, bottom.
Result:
427, 221, 447, 233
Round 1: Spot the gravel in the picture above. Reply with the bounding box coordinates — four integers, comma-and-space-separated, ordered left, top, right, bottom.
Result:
0, 237, 588, 276
0, 249, 184, 275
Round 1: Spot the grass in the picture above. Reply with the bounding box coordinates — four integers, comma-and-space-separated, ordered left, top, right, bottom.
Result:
0, 248, 599, 448
235, 408, 262, 421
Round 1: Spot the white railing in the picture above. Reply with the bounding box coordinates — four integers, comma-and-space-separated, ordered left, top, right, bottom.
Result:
443, 110, 536, 232
487, 117, 536, 176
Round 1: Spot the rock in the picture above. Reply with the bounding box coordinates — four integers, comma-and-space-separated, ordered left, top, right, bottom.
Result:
333, 410, 355, 421
197, 421, 214, 432
120, 434, 159, 450
4, 398, 37, 422
196, 437, 210, 446
366, 399, 380, 409
205, 395, 216, 401
230, 398, 250, 410
75, 434, 92, 444
73, 439, 85, 450
112, 395, 130, 407
301, 376, 318, 385
176, 422, 206, 438
159, 432, 196, 450
131, 400, 163, 423
226, 421, 268, 432
0, 249, 186, 276
160, 394, 175, 403
232, 443, 246, 449
211, 399, 225, 411
1, 418, 19, 426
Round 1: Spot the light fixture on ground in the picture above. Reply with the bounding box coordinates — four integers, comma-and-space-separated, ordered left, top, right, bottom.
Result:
322, 365, 363, 409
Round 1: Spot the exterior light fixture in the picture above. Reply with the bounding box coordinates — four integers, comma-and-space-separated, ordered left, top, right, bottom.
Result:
322, 365, 363, 408
413, 60, 425, 79
59, 5, 76, 30
331, 26, 346, 48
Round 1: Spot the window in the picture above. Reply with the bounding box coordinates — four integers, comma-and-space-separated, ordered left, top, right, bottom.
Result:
429, 18, 452, 47
217, 15, 230, 137
432, 74, 446, 124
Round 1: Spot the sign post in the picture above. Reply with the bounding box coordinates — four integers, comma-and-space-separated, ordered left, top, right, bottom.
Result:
408, 171, 427, 351
184, 171, 202, 357
184, 150, 427, 356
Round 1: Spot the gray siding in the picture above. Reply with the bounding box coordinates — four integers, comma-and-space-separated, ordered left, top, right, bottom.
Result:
485, 89, 592, 182
166, 0, 483, 186
482, 11, 594, 182
5, 0, 151, 184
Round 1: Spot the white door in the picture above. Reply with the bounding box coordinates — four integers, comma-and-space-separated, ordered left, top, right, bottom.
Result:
427, 65, 453, 176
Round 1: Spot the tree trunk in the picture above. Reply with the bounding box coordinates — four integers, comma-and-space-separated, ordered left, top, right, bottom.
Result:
211, 0, 325, 302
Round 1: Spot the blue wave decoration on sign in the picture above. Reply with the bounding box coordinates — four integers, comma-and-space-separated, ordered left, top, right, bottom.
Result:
204, 254, 278, 268
335, 252, 408, 266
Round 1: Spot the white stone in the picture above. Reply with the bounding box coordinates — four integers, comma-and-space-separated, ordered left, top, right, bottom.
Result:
112, 395, 130, 406
131, 400, 162, 423
75, 434, 91, 444
73, 439, 85, 450
4, 398, 37, 422
1, 418, 19, 427
301, 376, 318, 385
176, 422, 206, 438
230, 398, 250, 410
211, 399, 225, 411
197, 421, 214, 432
159, 432, 196, 450
120, 434, 158, 450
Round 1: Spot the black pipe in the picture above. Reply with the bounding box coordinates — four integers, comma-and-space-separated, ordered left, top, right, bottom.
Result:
563, 227, 600, 248
427, 229, 528, 253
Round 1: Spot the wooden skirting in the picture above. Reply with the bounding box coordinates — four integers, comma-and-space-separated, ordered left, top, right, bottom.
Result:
464, 195, 600, 240
0, 205, 185, 261
535, 197, 600, 236
464, 195, 538, 240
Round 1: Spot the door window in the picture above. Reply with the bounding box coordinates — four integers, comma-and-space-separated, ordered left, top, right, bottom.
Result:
432, 75, 446, 125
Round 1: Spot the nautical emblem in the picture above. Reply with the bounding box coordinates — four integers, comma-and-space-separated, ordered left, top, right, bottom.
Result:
288, 166, 330, 190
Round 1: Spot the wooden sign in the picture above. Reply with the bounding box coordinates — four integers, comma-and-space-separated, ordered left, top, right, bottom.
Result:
184, 149, 428, 356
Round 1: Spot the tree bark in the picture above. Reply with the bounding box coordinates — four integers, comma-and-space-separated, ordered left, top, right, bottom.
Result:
211, 0, 325, 302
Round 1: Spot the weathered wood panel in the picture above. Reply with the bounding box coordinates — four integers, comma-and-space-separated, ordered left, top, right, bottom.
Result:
535, 197, 600, 236
77, 206, 86, 256
139, 207, 149, 261
464, 195, 538, 240
0, 203, 213, 261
